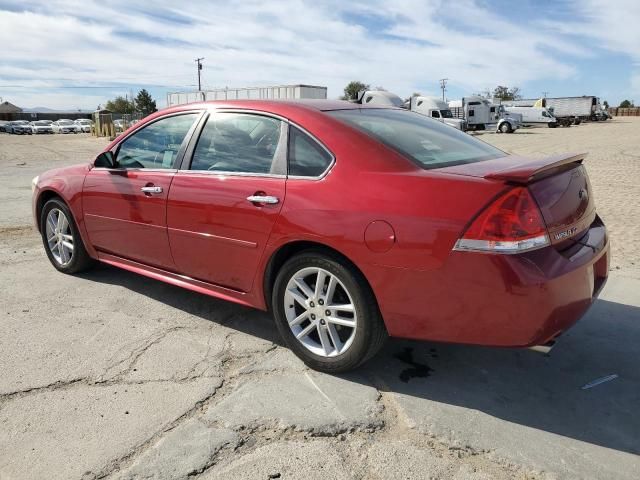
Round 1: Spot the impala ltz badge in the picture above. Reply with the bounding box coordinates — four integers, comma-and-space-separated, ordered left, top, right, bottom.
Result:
554, 227, 578, 241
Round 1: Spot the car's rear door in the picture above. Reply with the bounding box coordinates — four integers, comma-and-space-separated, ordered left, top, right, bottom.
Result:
166, 111, 287, 292
82, 112, 201, 270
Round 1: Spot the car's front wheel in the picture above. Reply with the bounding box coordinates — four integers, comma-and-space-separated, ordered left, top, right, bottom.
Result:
272, 251, 386, 372
40, 198, 94, 274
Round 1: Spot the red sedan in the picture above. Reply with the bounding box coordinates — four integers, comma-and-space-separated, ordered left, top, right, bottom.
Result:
32, 101, 609, 372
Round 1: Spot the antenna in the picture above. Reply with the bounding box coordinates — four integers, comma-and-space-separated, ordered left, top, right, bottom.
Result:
542, 91, 549, 98
439, 78, 448, 101
195, 57, 205, 91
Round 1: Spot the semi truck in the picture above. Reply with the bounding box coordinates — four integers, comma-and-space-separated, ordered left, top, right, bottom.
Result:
166, 84, 328, 107
502, 106, 558, 128
449, 96, 521, 133
408, 96, 465, 130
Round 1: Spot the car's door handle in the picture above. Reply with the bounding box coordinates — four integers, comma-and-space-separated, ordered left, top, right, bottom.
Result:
246, 195, 279, 205
141, 186, 163, 194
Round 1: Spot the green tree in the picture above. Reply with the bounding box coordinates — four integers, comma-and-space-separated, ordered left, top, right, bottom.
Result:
411, 92, 422, 97
105, 96, 135, 114
135, 89, 157, 115
341, 81, 370, 101
493, 85, 522, 101
619, 99, 634, 108
602, 100, 609, 109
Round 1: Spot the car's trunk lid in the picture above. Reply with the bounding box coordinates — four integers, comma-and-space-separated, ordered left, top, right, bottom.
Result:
441, 152, 596, 247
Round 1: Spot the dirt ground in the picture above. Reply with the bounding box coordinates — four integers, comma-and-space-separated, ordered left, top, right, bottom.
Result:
0, 122, 638, 480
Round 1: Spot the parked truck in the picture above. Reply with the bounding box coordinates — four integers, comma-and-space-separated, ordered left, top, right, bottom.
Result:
449, 96, 520, 133
502, 106, 558, 128
504, 96, 599, 126
408, 96, 465, 130
166, 84, 328, 106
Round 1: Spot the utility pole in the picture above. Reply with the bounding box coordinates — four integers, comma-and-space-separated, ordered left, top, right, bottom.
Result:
542, 91, 549, 98
195, 57, 204, 91
439, 78, 448, 101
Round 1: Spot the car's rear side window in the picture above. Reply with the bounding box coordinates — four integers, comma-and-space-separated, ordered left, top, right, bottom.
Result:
191, 113, 284, 174
288, 126, 333, 177
328, 109, 504, 169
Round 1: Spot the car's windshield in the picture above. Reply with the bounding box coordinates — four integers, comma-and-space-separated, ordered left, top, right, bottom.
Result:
328, 109, 505, 169
76, 119, 90, 124
34, 121, 49, 126
58, 120, 73, 125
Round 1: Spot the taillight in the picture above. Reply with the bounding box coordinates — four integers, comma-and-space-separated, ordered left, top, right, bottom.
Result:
453, 187, 550, 254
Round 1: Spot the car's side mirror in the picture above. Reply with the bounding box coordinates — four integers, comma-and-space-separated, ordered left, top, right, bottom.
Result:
95, 151, 116, 168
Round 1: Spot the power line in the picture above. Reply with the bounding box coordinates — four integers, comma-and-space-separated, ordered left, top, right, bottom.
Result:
439, 78, 448, 101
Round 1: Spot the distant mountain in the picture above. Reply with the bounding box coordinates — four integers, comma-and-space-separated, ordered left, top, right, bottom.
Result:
22, 107, 94, 113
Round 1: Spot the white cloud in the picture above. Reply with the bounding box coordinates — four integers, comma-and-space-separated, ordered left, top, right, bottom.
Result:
0, 0, 635, 108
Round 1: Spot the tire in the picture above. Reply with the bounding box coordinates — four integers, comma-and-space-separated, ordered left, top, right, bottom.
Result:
499, 122, 512, 134
548, 122, 558, 128
40, 198, 94, 274
272, 250, 387, 373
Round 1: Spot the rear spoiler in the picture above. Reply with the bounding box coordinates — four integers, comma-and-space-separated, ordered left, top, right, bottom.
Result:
484, 152, 587, 183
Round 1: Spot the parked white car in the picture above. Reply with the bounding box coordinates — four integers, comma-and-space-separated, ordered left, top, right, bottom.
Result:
30, 120, 54, 134
74, 119, 93, 133
52, 119, 80, 134
6, 120, 32, 135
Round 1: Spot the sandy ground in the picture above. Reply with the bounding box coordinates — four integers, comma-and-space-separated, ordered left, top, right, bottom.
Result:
480, 117, 640, 279
0, 124, 639, 480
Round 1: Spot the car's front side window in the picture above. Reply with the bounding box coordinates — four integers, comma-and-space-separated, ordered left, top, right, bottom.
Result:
190, 113, 284, 174
115, 113, 199, 169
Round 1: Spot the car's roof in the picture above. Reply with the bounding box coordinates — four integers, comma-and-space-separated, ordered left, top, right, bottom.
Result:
168, 99, 399, 113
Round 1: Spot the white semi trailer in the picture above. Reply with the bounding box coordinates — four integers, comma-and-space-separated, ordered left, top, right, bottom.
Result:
543, 96, 596, 124
166, 84, 328, 107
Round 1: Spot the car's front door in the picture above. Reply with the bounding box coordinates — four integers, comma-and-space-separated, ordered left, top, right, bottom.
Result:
82, 112, 201, 270
167, 111, 287, 292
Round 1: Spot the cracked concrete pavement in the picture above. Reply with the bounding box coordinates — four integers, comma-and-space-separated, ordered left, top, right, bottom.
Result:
1, 126, 639, 479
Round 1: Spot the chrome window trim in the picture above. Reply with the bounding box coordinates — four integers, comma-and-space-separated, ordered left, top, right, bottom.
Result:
176, 170, 286, 179
91, 168, 179, 173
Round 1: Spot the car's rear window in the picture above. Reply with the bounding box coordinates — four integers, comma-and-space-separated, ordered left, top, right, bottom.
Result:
328, 108, 505, 169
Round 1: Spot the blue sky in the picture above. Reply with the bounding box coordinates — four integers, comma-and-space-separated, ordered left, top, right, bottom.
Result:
0, 0, 638, 110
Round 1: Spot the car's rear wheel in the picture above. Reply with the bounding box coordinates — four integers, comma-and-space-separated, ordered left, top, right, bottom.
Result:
272, 251, 386, 372
40, 198, 94, 274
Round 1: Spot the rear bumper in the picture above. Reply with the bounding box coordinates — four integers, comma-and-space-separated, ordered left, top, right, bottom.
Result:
368, 218, 609, 347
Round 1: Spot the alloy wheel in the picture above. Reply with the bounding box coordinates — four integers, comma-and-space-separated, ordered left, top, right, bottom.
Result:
45, 208, 74, 266
283, 267, 357, 357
